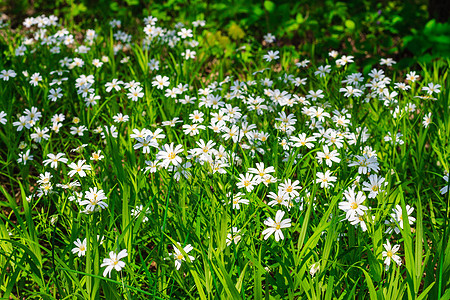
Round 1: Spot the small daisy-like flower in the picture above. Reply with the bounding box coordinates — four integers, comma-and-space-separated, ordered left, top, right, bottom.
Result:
278, 179, 302, 199
262, 210, 291, 242
422, 83, 441, 95
338, 188, 368, 220
170, 242, 195, 270
101, 249, 128, 278
382, 240, 401, 270
156, 143, 184, 169
422, 112, 432, 128
380, 58, 396, 66
315, 170, 337, 189
263, 50, 279, 62
43, 153, 68, 169
79, 187, 108, 212
362, 174, 386, 198
236, 173, 260, 192
226, 227, 242, 246
29, 72, 42, 86
67, 160, 92, 177
91, 150, 105, 161
105, 78, 124, 92
113, 113, 129, 123
181, 49, 196, 60
152, 75, 170, 90
71, 238, 87, 257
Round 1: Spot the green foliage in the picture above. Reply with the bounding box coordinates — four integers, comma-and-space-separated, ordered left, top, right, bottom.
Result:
0, 1, 450, 299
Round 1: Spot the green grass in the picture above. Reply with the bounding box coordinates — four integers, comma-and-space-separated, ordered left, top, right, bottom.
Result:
0, 11, 449, 300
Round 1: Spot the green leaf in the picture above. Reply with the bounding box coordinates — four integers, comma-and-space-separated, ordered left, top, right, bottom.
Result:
344, 20, 355, 31
362, 269, 377, 300
264, 1, 275, 12
296, 13, 304, 24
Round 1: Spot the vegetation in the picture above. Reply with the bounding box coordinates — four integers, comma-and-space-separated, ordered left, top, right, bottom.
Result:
0, 1, 449, 299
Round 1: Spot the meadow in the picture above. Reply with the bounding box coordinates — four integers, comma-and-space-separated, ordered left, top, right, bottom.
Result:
0, 3, 449, 299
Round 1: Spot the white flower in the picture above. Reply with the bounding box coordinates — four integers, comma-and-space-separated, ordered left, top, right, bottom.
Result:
101, 249, 128, 277
440, 175, 449, 195
405, 71, 419, 82
310, 262, 320, 277
236, 173, 260, 192
113, 113, 129, 123
262, 210, 291, 242
422, 83, 441, 95
29, 72, 42, 86
422, 112, 432, 128
72, 238, 87, 257
380, 58, 396, 66
340, 86, 363, 98
181, 49, 196, 60
226, 227, 242, 246
314, 65, 331, 77
336, 55, 354, 66
290, 133, 316, 149
105, 78, 124, 92
316, 170, 337, 189
79, 187, 108, 212
30, 127, 50, 143
48, 88, 63, 102
222, 125, 243, 143
17, 149, 34, 165
338, 188, 368, 220
263, 50, 280, 62
362, 175, 385, 198
127, 86, 144, 101
0, 111, 7, 124
43, 153, 68, 169
170, 243, 195, 270
134, 135, 159, 154
382, 240, 401, 270
67, 160, 92, 177
152, 75, 170, 90
316, 145, 341, 167
131, 205, 151, 222
266, 191, 289, 207
91, 150, 104, 161
278, 179, 301, 199
0, 69, 17, 81
156, 143, 184, 169
229, 192, 249, 209
392, 204, 415, 231
177, 28, 193, 39
248, 162, 275, 179
348, 154, 379, 174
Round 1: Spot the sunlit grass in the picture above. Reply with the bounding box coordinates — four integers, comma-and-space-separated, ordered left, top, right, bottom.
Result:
0, 13, 449, 300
